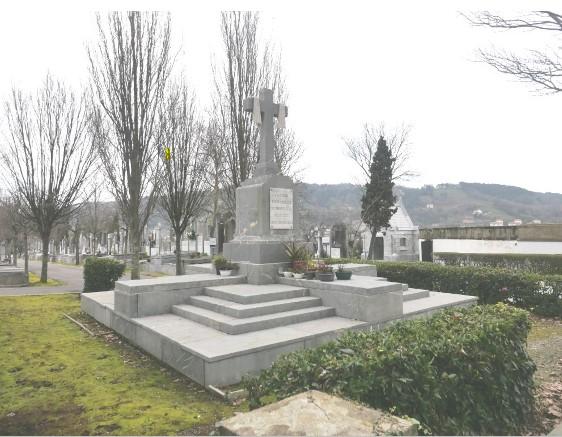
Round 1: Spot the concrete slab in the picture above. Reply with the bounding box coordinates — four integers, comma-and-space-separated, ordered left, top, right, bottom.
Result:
279, 275, 404, 296
115, 273, 246, 294
403, 292, 477, 318
205, 283, 308, 304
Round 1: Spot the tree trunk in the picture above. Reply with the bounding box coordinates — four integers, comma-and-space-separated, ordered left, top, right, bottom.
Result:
130, 225, 140, 280
41, 233, 49, 283
175, 232, 183, 275
75, 229, 80, 265
23, 232, 29, 276
368, 228, 377, 260
12, 238, 17, 266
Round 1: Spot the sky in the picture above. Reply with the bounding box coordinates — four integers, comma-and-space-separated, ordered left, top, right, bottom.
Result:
0, 1, 561, 194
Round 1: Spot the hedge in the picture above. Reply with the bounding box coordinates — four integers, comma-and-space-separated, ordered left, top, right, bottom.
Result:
83, 257, 126, 292
324, 258, 562, 317
434, 252, 562, 275
243, 304, 536, 436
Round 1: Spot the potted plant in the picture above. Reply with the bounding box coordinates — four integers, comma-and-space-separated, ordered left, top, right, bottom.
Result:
219, 261, 238, 277
283, 268, 294, 278
212, 255, 228, 275
316, 264, 334, 282
335, 264, 353, 280
293, 267, 305, 279
282, 241, 309, 271
304, 259, 317, 280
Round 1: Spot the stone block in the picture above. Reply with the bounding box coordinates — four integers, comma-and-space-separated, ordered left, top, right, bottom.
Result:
204, 341, 304, 387
110, 312, 137, 342
161, 339, 205, 385
114, 290, 138, 318
216, 390, 419, 436
137, 288, 202, 317
134, 325, 163, 359
0, 266, 28, 287
237, 261, 287, 285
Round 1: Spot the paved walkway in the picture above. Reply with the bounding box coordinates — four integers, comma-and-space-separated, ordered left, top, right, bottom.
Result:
0, 260, 157, 296
0, 261, 83, 296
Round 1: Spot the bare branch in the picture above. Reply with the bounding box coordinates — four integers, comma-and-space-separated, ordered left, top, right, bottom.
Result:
467, 10, 562, 93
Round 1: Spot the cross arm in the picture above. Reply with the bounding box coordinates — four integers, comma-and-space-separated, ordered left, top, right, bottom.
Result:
273, 104, 288, 118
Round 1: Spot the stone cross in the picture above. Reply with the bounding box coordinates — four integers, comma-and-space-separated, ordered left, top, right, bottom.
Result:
243, 88, 288, 177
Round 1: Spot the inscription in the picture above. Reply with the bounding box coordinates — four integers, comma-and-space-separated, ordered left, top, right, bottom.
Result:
270, 188, 293, 230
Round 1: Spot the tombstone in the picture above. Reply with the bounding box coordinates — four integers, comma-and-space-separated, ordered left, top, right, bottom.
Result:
421, 240, 433, 262
223, 88, 302, 283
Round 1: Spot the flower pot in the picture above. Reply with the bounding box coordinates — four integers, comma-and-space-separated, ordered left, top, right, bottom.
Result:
317, 272, 335, 282
292, 260, 308, 272
219, 269, 233, 277
293, 273, 304, 279
304, 271, 316, 280
336, 271, 353, 280
283, 271, 294, 278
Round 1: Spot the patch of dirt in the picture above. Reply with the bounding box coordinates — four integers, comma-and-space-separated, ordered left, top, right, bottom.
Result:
0, 404, 86, 436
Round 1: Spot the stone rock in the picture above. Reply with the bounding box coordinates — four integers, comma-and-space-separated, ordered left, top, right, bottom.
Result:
216, 390, 419, 436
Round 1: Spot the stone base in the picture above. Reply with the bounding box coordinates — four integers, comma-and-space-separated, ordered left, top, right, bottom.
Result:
0, 266, 28, 287
223, 240, 288, 264
237, 262, 288, 285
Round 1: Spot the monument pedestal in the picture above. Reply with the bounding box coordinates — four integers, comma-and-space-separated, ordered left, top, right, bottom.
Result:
223, 172, 302, 284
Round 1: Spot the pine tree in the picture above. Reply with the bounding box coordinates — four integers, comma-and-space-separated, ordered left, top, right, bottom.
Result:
361, 136, 397, 259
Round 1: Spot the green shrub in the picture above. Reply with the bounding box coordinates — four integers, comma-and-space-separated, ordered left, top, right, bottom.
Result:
83, 258, 126, 292
244, 304, 536, 435
434, 252, 562, 275
324, 258, 562, 317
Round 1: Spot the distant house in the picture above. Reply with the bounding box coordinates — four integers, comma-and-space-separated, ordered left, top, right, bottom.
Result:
362, 196, 420, 261
490, 219, 504, 227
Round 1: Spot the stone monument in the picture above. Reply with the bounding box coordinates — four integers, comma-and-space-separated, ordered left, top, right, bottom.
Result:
223, 88, 300, 284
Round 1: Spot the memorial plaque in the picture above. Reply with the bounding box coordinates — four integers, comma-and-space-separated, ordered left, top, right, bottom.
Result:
270, 188, 293, 230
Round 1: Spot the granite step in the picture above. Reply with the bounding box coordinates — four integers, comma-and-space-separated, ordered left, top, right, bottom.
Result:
172, 304, 336, 335
402, 288, 430, 301
190, 295, 322, 318
204, 284, 309, 304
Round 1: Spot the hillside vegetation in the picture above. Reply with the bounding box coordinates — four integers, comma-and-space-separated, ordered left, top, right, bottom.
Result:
299, 182, 562, 227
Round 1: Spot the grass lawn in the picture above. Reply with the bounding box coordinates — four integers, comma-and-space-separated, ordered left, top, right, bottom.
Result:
0, 294, 239, 435
28, 272, 65, 287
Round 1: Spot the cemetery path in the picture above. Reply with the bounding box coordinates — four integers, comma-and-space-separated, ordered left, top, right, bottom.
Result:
0, 261, 83, 295
0, 260, 160, 296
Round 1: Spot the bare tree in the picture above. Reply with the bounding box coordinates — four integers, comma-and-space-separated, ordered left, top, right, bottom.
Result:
157, 83, 208, 275
213, 11, 303, 218
1, 75, 95, 282
467, 10, 562, 93
203, 115, 226, 238
344, 123, 415, 183
88, 11, 172, 279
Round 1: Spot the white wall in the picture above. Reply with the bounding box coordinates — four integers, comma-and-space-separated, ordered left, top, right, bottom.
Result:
433, 239, 562, 255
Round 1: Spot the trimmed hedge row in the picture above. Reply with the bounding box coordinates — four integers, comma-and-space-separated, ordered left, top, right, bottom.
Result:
434, 252, 562, 275
325, 258, 562, 316
83, 257, 126, 292
243, 304, 536, 436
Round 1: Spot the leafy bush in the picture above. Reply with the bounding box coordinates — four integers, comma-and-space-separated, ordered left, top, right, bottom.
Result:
434, 252, 562, 275
244, 304, 536, 436
212, 255, 228, 269
325, 258, 562, 316
83, 258, 126, 292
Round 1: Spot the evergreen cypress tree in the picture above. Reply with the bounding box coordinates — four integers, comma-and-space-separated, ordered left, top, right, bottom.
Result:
361, 136, 397, 259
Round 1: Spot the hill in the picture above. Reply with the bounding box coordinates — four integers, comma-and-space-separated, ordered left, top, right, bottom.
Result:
299, 182, 562, 228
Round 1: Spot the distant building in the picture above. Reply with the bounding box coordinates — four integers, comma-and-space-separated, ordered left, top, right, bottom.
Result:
426, 203, 434, 209
490, 219, 504, 227
362, 196, 420, 261
508, 219, 523, 226
530, 219, 542, 225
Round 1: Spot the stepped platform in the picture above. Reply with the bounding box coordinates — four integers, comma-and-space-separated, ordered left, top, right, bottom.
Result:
82, 271, 477, 387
